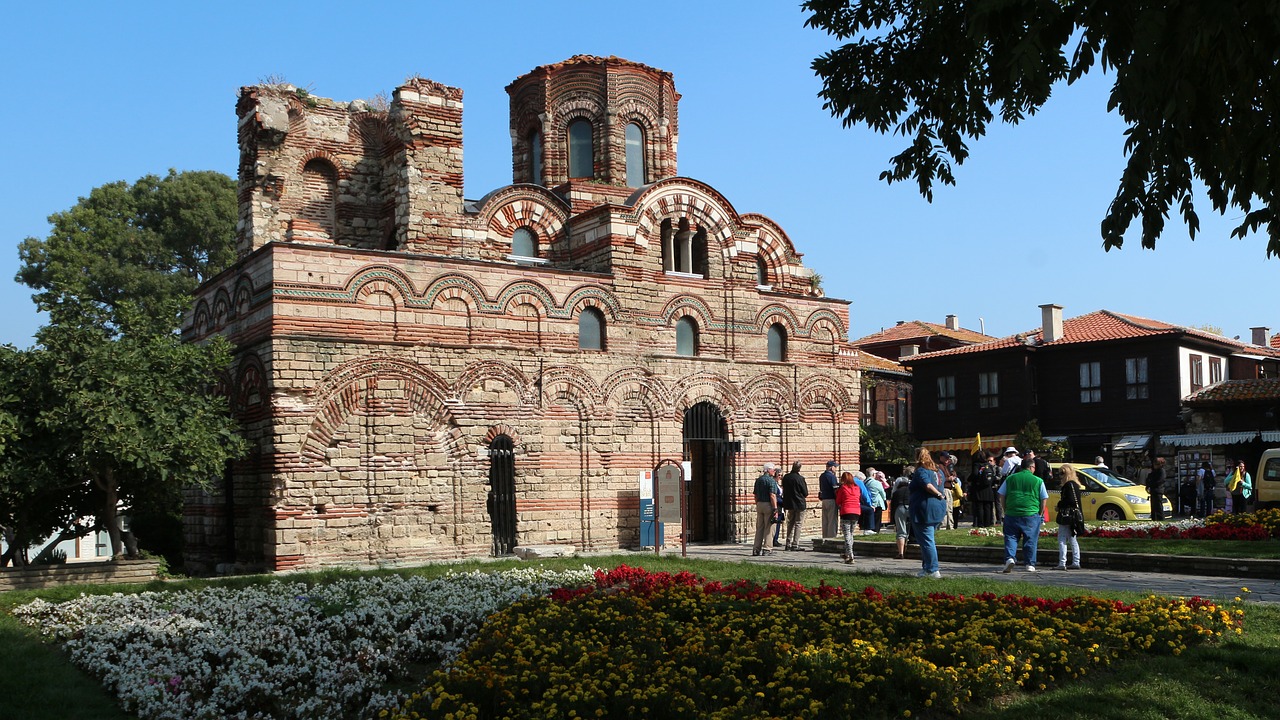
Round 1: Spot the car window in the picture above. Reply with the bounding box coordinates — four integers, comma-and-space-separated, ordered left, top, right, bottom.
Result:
1264, 457, 1280, 482
1078, 468, 1132, 489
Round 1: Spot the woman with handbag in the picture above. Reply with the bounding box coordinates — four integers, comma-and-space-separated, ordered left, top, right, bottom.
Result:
1054, 464, 1084, 570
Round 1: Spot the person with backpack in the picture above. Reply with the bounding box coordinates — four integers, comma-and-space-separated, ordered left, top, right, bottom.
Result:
1196, 461, 1216, 518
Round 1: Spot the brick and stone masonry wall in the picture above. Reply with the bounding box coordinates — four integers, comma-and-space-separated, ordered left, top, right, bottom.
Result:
186, 56, 861, 573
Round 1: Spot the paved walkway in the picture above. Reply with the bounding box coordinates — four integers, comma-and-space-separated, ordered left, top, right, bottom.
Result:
671, 543, 1280, 605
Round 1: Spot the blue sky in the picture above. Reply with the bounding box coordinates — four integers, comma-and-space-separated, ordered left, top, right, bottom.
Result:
2, 2, 1275, 349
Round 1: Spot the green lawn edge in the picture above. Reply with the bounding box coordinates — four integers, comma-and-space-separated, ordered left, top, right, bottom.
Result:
2, 556, 1275, 720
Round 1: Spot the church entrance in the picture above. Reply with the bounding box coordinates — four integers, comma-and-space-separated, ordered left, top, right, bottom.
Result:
487, 435, 517, 556
682, 402, 737, 542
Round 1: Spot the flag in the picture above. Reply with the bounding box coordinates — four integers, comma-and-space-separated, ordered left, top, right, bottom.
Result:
970, 433, 982, 455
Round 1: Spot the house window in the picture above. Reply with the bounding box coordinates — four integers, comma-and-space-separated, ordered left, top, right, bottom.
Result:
862, 385, 875, 426
756, 257, 770, 287
568, 119, 593, 178
578, 308, 605, 350
511, 227, 537, 258
625, 123, 645, 187
1079, 361, 1101, 403
978, 372, 999, 408
897, 387, 911, 432
676, 317, 698, 356
661, 218, 708, 276
1209, 356, 1223, 384
936, 376, 956, 411
1125, 357, 1149, 399
767, 324, 787, 362
528, 129, 543, 184
1189, 354, 1204, 393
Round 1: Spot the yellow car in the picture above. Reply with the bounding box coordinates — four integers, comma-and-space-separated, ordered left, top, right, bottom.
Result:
1045, 464, 1172, 521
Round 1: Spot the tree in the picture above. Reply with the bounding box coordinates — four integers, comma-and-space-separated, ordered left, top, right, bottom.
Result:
859, 423, 918, 466
802, 1, 1280, 255
16, 169, 237, 336
1013, 419, 1069, 461
7, 170, 245, 561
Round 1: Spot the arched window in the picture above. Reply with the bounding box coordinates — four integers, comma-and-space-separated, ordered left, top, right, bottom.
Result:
767, 323, 787, 362
568, 119, 594, 178
579, 308, 605, 350
625, 122, 645, 187
662, 218, 708, 277
511, 227, 537, 258
676, 317, 698, 357
528, 129, 543, 184
300, 158, 337, 239
756, 257, 770, 287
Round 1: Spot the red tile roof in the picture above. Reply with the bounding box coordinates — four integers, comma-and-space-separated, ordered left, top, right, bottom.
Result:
1187, 378, 1280, 404
852, 320, 991, 347
907, 310, 1280, 361
856, 351, 911, 376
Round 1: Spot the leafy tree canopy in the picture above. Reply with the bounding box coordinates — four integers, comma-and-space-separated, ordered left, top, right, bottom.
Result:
17, 169, 237, 336
803, 0, 1280, 255
859, 423, 918, 466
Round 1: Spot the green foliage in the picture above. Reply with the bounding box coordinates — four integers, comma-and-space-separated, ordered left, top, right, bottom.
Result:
1012, 419, 1069, 461
16, 169, 237, 336
4, 170, 245, 561
859, 423, 917, 465
802, 1, 1280, 256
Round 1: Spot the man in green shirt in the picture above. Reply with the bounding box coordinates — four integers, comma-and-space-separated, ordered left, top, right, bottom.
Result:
998, 462, 1049, 572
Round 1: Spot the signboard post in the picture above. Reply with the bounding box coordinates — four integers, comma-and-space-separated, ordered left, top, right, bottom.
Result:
654, 459, 685, 557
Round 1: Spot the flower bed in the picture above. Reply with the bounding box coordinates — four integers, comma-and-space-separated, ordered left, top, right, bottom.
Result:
393, 566, 1241, 719
1204, 508, 1280, 538
13, 567, 595, 720
967, 515, 1276, 541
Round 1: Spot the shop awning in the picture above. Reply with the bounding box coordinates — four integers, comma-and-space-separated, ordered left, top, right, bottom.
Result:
1159, 432, 1259, 447
1111, 435, 1151, 452
1263, 431, 1280, 443
920, 435, 1014, 454
1044, 435, 1069, 443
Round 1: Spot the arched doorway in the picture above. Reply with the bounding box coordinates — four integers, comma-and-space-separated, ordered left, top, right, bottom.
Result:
683, 402, 737, 541
487, 435, 517, 556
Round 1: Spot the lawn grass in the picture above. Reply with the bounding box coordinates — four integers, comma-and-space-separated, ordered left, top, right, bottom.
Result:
2, 556, 1275, 720
857, 526, 1280, 559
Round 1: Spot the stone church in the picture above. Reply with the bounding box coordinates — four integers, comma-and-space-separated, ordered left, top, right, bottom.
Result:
184, 55, 860, 572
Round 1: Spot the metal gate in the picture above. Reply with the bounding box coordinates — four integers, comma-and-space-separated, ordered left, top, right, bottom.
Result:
487, 435, 517, 556
683, 402, 737, 542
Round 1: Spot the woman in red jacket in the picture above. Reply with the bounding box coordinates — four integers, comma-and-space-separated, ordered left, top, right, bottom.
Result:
836, 471, 862, 564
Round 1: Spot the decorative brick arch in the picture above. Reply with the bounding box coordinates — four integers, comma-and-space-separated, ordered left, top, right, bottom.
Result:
300, 357, 454, 464
297, 150, 346, 180
494, 280, 556, 318
602, 366, 671, 410
453, 360, 533, 405
564, 285, 623, 321
631, 179, 740, 252
538, 364, 602, 412
661, 294, 716, 329
670, 371, 741, 418
756, 304, 803, 336
479, 191, 569, 242
235, 353, 268, 415
212, 287, 233, 327
803, 310, 848, 342
192, 299, 211, 337
741, 213, 799, 264
483, 424, 522, 447
420, 273, 488, 314
742, 372, 797, 416
798, 374, 853, 414
345, 265, 416, 308
232, 274, 255, 316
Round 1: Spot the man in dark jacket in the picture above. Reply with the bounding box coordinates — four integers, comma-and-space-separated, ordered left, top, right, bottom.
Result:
818, 460, 840, 538
1147, 457, 1167, 521
781, 462, 809, 550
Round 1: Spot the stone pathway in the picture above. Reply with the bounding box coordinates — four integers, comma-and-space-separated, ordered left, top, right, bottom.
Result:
668, 543, 1280, 605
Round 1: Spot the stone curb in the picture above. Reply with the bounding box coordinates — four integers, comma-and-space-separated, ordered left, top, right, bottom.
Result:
811, 538, 1280, 580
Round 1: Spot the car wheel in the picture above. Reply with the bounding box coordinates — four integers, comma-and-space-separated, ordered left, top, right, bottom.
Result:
1097, 505, 1125, 522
